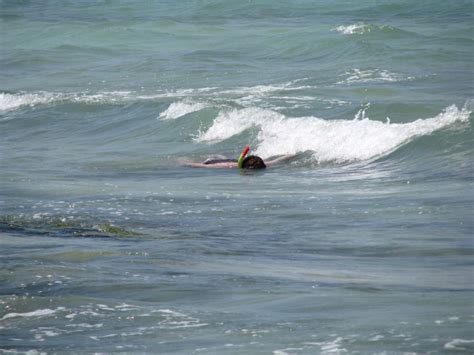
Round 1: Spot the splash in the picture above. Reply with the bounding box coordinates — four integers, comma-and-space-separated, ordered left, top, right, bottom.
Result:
196, 105, 470, 163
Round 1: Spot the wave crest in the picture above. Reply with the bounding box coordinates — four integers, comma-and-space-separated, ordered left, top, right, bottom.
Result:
196, 105, 470, 163
333, 22, 401, 36
0, 91, 134, 112
0, 92, 57, 112
159, 100, 210, 120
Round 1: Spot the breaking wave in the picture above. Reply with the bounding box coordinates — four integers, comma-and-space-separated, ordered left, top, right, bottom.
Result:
0, 80, 320, 115
159, 100, 210, 120
196, 104, 471, 163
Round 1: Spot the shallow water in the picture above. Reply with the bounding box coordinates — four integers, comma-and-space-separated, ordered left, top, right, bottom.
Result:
1, 0, 473, 353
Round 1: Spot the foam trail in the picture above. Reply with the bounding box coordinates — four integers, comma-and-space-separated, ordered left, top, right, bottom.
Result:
2, 307, 65, 320
0, 92, 57, 111
0, 80, 316, 113
337, 69, 414, 84
196, 105, 470, 163
0, 91, 133, 112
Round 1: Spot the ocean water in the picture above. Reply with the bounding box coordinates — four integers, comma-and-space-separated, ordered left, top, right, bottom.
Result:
1, 0, 473, 353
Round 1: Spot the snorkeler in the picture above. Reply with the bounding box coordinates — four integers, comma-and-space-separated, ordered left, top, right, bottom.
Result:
185, 146, 293, 169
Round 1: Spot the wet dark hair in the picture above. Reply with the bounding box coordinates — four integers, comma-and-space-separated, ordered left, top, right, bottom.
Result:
242, 155, 266, 169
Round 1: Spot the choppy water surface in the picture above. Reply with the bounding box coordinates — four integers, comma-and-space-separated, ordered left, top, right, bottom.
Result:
1, 0, 473, 353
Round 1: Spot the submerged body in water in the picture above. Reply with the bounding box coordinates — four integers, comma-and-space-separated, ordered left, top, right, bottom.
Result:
0, 0, 473, 353
186, 147, 294, 169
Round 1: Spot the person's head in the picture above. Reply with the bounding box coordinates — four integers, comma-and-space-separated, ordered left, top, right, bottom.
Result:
241, 155, 266, 169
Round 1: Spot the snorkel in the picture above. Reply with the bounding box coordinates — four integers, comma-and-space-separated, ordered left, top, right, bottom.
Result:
237, 145, 250, 169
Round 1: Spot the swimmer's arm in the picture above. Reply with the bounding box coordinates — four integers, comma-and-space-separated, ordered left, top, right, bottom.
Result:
265, 154, 296, 167
182, 161, 237, 169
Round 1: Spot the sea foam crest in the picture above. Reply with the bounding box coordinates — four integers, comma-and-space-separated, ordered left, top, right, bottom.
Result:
195, 107, 284, 142
0, 91, 134, 112
0, 92, 57, 111
197, 105, 470, 163
334, 23, 371, 35
333, 23, 398, 35
1, 80, 317, 114
159, 100, 210, 120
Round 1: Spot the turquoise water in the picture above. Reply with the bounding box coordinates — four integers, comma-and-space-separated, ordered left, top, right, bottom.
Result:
1, 1, 473, 353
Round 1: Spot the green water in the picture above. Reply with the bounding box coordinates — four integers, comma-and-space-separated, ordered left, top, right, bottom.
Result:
1, 0, 473, 353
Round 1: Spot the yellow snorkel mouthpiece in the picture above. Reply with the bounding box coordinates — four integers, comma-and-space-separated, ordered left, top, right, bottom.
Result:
237, 146, 250, 168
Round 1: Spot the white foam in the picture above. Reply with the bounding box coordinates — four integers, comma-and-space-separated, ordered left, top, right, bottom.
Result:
1, 307, 65, 320
0, 350, 47, 355
337, 69, 414, 84
277, 337, 348, 354
65, 323, 103, 328
0, 92, 57, 111
0, 91, 133, 112
1, 80, 315, 114
196, 104, 470, 163
0, 78, 318, 120
159, 100, 209, 120
155, 309, 207, 329
334, 23, 371, 35
319, 337, 347, 353
273, 348, 303, 355
195, 107, 284, 142
368, 334, 384, 341
220, 82, 312, 96
444, 339, 474, 350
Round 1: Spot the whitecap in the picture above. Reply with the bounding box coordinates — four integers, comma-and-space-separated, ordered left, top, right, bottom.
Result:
195, 104, 470, 164
159, 100, 210, 120
0, 92, 58, 112
334, 23, 371, 35
0, 80, 316, 114
194, 107, 284, 142
0, 91, 132, 112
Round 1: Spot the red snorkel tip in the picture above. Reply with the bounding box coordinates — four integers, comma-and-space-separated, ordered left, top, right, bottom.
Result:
237, 145, 250, 168
241, 145, 250, 157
